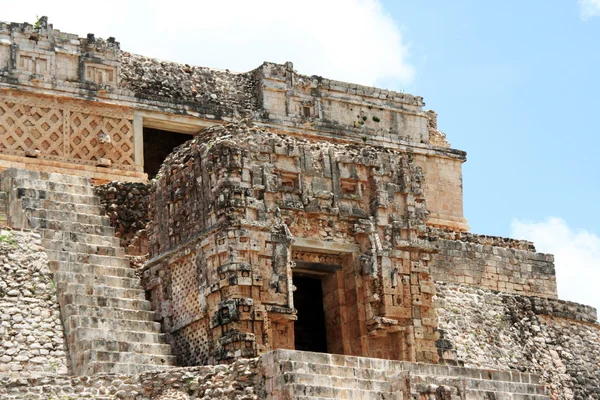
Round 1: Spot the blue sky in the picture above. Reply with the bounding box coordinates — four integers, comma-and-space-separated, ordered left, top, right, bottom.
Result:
2, 0, 599, 310
388, 1, 600, 237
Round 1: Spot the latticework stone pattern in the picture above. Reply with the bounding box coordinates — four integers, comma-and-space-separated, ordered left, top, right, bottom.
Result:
0, 91, 135, 170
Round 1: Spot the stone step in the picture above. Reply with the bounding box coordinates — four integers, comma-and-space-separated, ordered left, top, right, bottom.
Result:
26, 208, 110, 226
277, 351, 544, 389
10, 177, 95, 196
285, 376, 547, 400
28, 217, 115, 236
281, 371, 391, 392
3, 168, 175, 376
0, 191, 8, 227
59, 292, 152, 311
43, 230, 121, 247
73, 339, 173, 356
63, 315, 162, 337
410, 374, 547, 397
288, 383, 395, 400
1, 168, 91, 186
46, 250, 129, 268
11, 178, 94, 196
83, 361, 173, 376
279, 360, 388, 381
51, 261, 136, 279
43, 239, 124, 257
68, 340, 174, 367
57, 282, 146, 301
15, 188, 101, 206
460, 378, 546, 395
79, 350, 176, 367
408, 371, 544, 395
271, 353, 546, 397
465, 391, 548, 400
70, 326, 168, 345
288, 365, 545, 397
63, 304, 156, 323
56, 271, 143, 291
53, 262, 137, 279
19, 197, 105, 216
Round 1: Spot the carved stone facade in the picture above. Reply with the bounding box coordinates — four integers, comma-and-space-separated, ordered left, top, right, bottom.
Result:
143, 123, 450, 366
0, 90, 134, 169
2, 17, 599, 399
0, 19, 466, 231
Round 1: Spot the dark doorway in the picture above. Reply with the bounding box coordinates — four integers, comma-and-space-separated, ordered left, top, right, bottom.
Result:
143, 128, 192, 178
293, 275, 328, 353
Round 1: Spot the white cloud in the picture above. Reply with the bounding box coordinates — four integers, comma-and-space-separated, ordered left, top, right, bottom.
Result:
511, 217, 600, 313
0, 0, 413, 89
579, 0, 600, 20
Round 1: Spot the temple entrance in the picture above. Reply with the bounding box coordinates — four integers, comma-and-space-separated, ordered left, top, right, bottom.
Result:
143, 127, 192, 178
293, 274, 328, 353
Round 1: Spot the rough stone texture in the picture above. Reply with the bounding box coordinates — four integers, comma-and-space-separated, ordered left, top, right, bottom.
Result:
425, 110, 450, 148
0, 358, 260, 399
429, 233, 557, 298
95, 181, 151, 255
120, 52, 261, 117
262, 349, 548, 399
1, 169, 175, 376
428, 227, 536, 252
0, 16, 596, 400
435, 282, 600, 399
0, 18, 469, 231
145, 121, 439, 365
0, 228, 69, 378
0, 350, 550, 400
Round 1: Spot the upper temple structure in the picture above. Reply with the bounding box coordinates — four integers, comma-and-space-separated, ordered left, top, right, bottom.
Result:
0, 18, 598, 399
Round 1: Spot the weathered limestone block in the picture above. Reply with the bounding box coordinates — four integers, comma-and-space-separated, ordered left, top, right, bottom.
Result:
429, 230, 558, 298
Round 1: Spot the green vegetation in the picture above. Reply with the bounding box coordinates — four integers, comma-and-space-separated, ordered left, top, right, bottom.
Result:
0, 231, 16, 246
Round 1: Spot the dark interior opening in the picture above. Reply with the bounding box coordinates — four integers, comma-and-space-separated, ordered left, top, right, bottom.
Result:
293, 275, 328, 353
143, 127, 192, 178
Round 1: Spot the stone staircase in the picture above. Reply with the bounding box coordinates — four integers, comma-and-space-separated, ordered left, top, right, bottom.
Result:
0, 168, 176, 376
261, 349, 549, 400
0, 190, 7, 226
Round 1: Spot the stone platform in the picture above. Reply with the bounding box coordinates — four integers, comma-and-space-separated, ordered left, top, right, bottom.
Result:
262, 350, 549, 399
0, 350, 548, 399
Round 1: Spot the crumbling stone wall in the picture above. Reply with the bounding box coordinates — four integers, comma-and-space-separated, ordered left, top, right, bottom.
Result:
0, 228, 69, 377
0, 358, 260, 399
428, 227, 536, 251
145, 121, 439, 366
435, 282, 600, 399
429, 230, 558, 298
120, 52, 261, 118
95, 181, 151, 255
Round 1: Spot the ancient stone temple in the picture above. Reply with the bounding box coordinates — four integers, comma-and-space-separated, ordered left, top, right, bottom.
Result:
0, 18, 598, 399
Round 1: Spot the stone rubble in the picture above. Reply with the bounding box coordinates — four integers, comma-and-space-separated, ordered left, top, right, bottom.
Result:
428, 226, 536, 252
435, 282, 600, 399
0, 358, 260, 399
119, 52, 260, 116
0, 228, 69, 378
95, 181, 152, 253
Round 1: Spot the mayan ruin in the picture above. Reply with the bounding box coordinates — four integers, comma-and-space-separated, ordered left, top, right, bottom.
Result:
0, 16, 598, 399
